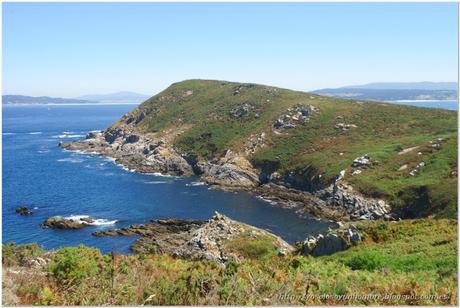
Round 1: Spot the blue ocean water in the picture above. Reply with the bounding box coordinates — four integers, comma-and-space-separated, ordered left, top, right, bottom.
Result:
385, 100, 458, 110
2, 105, 330, 254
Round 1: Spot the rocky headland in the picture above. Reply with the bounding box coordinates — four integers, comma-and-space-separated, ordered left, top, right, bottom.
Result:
92, 212, 294, 263
60, 125, 392, 223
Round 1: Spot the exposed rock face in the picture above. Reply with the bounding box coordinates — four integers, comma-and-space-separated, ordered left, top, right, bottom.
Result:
352, 154, 374, 168
60, 126, 194, 176
253, 182, 394, 222
27, 257, 50, 269
15, 207, 33, 216
60, 125, 259, 188
335, 123, 358, 131
200, 150, 260, 188
229, 103, 254, 118
300, 225, 363, 257
409, 161, 425, 177
273, 104, 318, 129
42, 216, 94, 229
316, 183, 393, 220
93, 212, 294, 264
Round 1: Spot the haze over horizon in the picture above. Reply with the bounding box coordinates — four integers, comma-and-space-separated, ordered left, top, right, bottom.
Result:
3, 2, 458, 97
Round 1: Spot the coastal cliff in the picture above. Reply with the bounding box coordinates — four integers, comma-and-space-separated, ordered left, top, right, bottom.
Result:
60, 79, 457, 221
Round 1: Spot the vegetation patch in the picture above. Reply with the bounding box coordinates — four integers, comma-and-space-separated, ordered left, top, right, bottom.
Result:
223, 232, 279, 259
2, 218, 457, 305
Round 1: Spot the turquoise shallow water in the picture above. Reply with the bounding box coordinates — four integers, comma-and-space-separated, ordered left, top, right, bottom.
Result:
2, 104, 331, 254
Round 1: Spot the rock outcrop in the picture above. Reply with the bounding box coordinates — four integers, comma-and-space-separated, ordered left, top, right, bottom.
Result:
60, 127, 194, 176
273, 104, 318, 129
42, 216, 95, 229
316, 183, 393, 220
299, 225, 363, 257
60, 126, 259, 189
199, 150, 260, 189
93, 212, 294, 264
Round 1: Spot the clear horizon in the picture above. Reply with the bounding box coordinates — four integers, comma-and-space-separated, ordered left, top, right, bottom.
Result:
3, 2, 458, 97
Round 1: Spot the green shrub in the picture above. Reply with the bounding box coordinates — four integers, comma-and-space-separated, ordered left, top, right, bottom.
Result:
2, 242, 44, 266
344, 252, 385, 271
48, 245, 102, 283
35, 287, 57, 305
224, 233, 277, 259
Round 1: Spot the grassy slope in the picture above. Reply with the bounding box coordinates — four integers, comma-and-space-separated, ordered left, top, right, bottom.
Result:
3, 219, 457, 305
119, 79, 457, 217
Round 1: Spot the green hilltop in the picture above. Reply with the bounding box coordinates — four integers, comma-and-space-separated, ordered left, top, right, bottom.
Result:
115, 79, 458, 218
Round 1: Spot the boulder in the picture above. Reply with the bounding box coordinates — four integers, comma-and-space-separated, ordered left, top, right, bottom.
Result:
15, 207, 33, 216
274, 119, 284, 129
124, 134, 140, 144
352, 154, 371, 168
42, 216, 94, 229
300, 226, 363, 257
85, 131, 101, 139
229, 103, 253, 118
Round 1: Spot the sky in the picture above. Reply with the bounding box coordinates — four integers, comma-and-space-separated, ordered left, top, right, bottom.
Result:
2, 2, 458, 98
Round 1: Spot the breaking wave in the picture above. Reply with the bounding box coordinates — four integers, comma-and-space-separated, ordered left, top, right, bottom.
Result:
64, 215, 117, 226
186, 182, 206, 187
53, 134, 85, 139
57, 157, 85, 163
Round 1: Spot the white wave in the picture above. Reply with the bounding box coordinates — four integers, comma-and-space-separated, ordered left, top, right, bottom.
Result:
2, 132, 15, 135
33, 207, 39, 210
53, 134, 85, 139
38, 149, 50, 153
70, 150, 99, 156
144, 180, 169, 184
64, 215, 117, 226
256, 196, 278, 205
90, 218, 118, 226
29, 132, 42, 135
57, 157, 84, 163
186, 181, 206, 187
62, 131, 75, 134
104, 157, 117, 163
145, 172, 177, 178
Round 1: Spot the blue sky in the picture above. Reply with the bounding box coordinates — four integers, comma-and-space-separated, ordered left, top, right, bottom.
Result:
3, 2, 458, 97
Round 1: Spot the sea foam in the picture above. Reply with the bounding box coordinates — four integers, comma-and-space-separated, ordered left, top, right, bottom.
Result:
64, 215, 117, 226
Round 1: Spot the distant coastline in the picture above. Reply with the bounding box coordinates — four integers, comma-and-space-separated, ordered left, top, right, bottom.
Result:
387, 99, 457, 103
2, 102, 140, 106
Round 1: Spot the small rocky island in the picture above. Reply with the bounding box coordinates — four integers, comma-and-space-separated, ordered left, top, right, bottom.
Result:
42, 216, 95, 229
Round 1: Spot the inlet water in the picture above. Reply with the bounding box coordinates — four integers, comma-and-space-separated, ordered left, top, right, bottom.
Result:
2, 105, 331, 254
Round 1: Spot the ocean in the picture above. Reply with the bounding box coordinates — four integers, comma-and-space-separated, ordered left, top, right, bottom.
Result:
384, 100, 458, 110
2, 104, 331, 254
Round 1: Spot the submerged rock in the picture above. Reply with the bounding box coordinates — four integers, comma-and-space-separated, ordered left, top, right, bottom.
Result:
15, 207, 33, 216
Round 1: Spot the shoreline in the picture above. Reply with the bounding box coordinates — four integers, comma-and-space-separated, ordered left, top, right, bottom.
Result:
63, 146, 338, 224
59, 134, 391, 224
